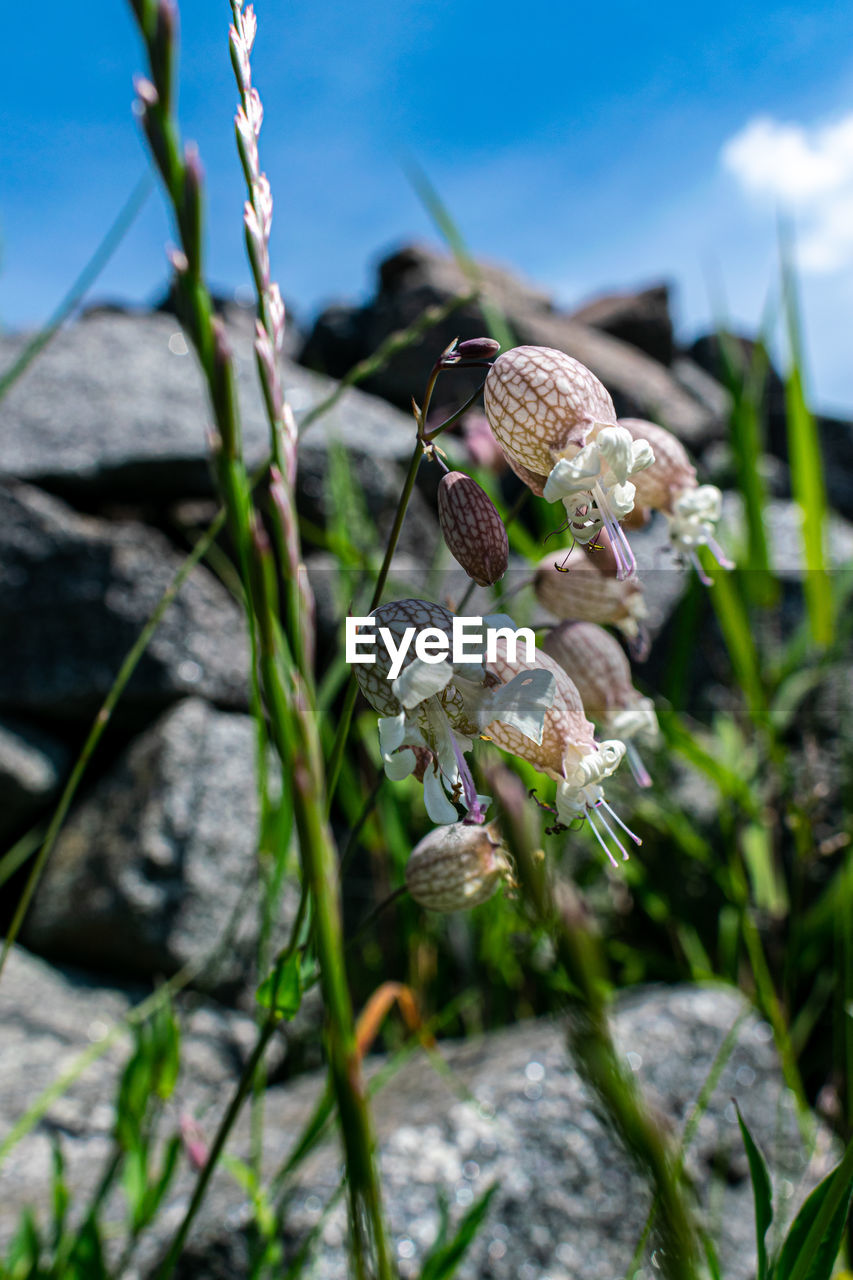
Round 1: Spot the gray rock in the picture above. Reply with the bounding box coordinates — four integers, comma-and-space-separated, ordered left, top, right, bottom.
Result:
0, 961, 836, 1279
299, 244, 725, 449
22, 699, 298, 1001
568, 282, 675, 366
0, 945, 275, 1262
0, 309, 420, 506
0, 482, 249, 722
0, 719, 68, 839
164, 988, 834, 1279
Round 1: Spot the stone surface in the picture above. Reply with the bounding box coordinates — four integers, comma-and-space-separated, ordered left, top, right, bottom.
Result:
0, 308, 419, 505
0, 719, 68, 840
568, 282, 675, 366
0, 482, 249, 723
0, 959, 837, 1279
299, 244, 725, 449
22, 699, 298, 1001
0, 944, 275, 1262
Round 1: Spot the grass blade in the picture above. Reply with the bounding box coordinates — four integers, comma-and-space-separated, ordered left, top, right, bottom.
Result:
779, 231, 833, 648
735, 1102, 773, 1280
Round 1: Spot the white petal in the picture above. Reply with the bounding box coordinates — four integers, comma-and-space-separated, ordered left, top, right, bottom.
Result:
630, 439, 655, 473
423, 767, 460, 824
378, 712, 408, 756
483, 669, 556, 744
596, 426, 635, 484
543, 446, 600, 501
384, 747, 416, 781
392, 657, 453, 709
608, 481, 636, 519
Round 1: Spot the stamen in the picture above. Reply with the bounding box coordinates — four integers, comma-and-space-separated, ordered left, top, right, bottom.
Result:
593, 803, 630, 861
598, 796, 643, 846
625, 741, 652, 789
707, 537, 735, 570
585, 806, 619, 868
593, 479, 636, 580
689, 551, 714, 587
450, 732, 487, 824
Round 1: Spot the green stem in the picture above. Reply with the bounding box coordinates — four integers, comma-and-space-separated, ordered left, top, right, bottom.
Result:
155, 1015, 279, 1280
493, 773, 700, 1280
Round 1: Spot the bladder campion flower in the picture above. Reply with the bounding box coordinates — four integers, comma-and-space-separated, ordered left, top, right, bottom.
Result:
619, 418, 733, 583
483, 637, 639, 865
354, 600, 555, 825
533, 548, 649, 658
543, 621, 659, 787
406, 822, 512, 911
484, 346, 655, 579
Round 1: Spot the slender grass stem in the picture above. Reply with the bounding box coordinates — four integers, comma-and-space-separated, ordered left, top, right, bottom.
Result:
154, 1014, 279, 1280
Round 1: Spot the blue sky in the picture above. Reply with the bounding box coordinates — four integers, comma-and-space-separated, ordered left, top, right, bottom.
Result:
4, 1, 853, 410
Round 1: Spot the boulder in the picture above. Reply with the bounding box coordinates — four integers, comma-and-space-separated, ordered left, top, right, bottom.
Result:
0, 482, 249, 723
0, 944, 279, 1264
0, 719, 68, 840
568, 282, 675, 365
0, 957, 837, 1279
21, 698, 298, 1002
299, 244, 725, 449
0, 309, 420, 508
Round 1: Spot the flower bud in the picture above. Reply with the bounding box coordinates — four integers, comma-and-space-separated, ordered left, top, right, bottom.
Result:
406, 822, 510, 911
455, 337, 501, 360
438, 471, 508, 586
484, 345, 617, 480
533, 549, 647, 642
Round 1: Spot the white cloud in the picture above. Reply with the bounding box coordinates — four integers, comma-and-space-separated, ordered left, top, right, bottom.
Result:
722, 113, 853, 271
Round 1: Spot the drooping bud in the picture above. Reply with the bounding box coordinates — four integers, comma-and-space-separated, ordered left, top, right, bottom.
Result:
406, 822, 511, 911
542, 621, 659, 787
437, 471, 508, 586
455, 337, 501, 360
484, 345, 617, 480
533, 549, 648, 653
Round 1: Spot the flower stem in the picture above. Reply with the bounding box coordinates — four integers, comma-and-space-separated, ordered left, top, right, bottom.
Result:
491, 769, 701, 1280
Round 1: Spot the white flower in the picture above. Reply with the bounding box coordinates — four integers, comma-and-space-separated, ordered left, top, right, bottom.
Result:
543, 426, 654, 580
356, 601, 555, 825
668, 485, 733, 583
620, 418, 733, 582
483, 639, 638, 866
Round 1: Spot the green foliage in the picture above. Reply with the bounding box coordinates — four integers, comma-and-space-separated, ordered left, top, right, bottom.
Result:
419, 1183, 500, 1280
736, 1103, 774, 1280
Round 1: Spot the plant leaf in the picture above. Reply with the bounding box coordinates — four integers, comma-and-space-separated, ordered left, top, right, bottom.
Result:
256, 951, 303, 1019
736, 1101, 773, 1280
773, 1153, 853, 1280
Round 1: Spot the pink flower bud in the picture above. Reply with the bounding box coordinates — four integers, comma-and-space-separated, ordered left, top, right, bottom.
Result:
455, 337, 501, 359
437, 471, 508, 586
406, 823, 511, 911
484, 345, 617, 481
